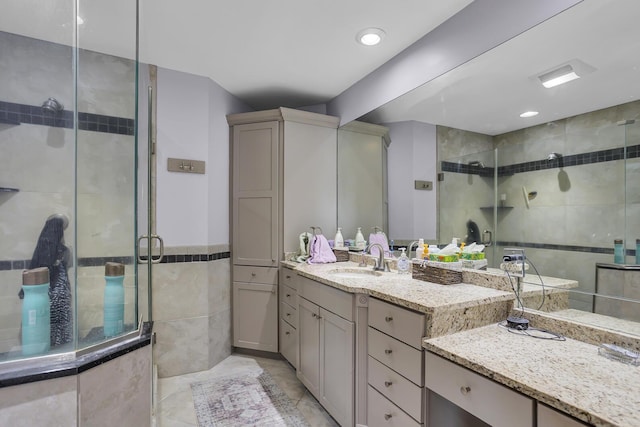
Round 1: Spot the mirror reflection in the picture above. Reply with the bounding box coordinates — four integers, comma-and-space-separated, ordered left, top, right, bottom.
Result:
339, 0, 640, 336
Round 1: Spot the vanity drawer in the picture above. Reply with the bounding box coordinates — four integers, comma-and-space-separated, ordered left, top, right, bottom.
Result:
280, 301, 298, 327
280, 267, 298, 290
368, 356, 423, 422
367, 385, 421, 427
280, 283, 297, 307
297, 274, 353, 321
369, 298, 425, 349
233, 266, 278, 284
368, 327, 423, 385
279, 318, 297, 369
425, 352, 534, 427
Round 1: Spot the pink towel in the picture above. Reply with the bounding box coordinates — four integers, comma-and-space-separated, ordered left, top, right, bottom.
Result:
307, 234, 337, 264
368, 232, 391, 257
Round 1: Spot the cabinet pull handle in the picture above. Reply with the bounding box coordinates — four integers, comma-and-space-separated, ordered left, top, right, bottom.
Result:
385, 316, 393, 322
384, 413, 392, 420
286, 294, 291, 297
460, 386, 471, 395
384, 349, 393, 355
384, 381, 392, 387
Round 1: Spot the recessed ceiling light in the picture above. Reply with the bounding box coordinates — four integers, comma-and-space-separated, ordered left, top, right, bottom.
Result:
356, 28, 385, 46
520, 111, 539, 118
538, 64, 580, 88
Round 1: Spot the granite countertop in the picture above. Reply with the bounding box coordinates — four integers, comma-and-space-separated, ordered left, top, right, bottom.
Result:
282, 260, 514, 314
424, 324, 640, 427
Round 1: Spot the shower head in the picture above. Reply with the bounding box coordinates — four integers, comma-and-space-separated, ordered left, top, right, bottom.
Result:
547, 152, 562, 161
468, 160, 485, 168
42, 97, 64, 114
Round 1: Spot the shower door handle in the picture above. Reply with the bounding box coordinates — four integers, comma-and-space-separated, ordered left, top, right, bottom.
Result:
482, 229, 493, 247
137, 234, 165, 264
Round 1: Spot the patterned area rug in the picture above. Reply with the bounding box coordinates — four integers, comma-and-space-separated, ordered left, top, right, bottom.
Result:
191, 370, 310, 427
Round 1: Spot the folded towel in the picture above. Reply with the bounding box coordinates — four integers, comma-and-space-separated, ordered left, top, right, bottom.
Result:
307, 234, 337, 264
368, 232, 391, 257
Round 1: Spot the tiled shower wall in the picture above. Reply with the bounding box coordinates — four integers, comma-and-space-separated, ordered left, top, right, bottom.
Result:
0, 31, 137, 353
438, 100, 640, 312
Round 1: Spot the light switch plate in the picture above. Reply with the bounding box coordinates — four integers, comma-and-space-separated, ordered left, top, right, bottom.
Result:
167, 158, 205, 174
415, 180, 433, 190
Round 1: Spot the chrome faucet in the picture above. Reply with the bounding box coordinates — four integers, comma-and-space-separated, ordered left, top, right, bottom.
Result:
406, 240, 419, 259
362, 243, 390, 272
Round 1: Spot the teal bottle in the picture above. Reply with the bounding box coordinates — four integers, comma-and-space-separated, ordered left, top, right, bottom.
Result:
104, 262, 125, 337
21, 267, 51, 356
614, 239, 625, 264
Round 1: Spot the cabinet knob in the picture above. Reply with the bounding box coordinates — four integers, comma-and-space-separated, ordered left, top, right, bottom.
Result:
384, 413, 392, 421
251, 272, 256, 277
286, 313, 291, 317
285, 331, 290, 335
460, 386, 471, 395
384, 349, 393, 355
286, 294, 291, 297
286, 275, 291, 279
384, 381, 393, 387
385, 316, 393, 322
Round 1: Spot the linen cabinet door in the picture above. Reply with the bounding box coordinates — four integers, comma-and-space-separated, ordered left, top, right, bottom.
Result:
232, 282, 278, 351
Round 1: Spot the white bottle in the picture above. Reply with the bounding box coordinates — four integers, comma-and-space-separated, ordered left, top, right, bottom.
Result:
355, 227, 366, 250
416, 238, 425, 260
334, 228, 344, 248
397, 248, 410, 274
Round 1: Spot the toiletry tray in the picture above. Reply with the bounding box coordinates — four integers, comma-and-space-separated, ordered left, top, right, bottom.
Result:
412, 260, 463, 285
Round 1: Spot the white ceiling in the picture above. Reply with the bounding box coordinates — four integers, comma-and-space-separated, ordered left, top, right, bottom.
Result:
1, 0, 638, 134
363, 0, 640, 135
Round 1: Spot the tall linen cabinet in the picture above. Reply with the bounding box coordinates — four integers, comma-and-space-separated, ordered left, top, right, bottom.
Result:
227, 108, 339, 352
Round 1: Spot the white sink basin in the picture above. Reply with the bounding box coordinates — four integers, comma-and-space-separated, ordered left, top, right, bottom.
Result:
328, 269, 382, 279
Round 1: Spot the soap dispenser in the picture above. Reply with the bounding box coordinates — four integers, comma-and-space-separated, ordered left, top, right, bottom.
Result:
334, 228, 344, 248
416, 238, 425, 260
397, 248, 410, 274
355, 227, 366, 250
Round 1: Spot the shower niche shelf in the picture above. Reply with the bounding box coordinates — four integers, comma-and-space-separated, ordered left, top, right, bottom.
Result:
0, 187, 19, 192
480, 206, 514, 210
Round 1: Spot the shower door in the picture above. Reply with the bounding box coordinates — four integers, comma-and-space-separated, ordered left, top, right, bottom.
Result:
439, 149, 497, 266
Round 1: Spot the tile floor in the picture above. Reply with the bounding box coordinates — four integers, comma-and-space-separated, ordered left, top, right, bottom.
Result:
155, 353, 339, 426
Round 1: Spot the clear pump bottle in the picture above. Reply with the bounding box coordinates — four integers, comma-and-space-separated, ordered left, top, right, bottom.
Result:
397, 248, 410, 274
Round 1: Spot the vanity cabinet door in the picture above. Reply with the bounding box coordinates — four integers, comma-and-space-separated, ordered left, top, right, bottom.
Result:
297, 297, 321, 397
538, 403, 589, 426
320, 307, 354, 427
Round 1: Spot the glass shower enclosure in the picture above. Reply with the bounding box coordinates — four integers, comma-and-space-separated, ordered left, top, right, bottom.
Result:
0, 1, 152, 365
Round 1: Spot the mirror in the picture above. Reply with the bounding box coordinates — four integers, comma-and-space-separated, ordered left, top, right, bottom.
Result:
339, 0, 640, 336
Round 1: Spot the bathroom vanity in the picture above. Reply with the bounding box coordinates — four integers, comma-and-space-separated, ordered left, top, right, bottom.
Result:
281, 258, 639, 427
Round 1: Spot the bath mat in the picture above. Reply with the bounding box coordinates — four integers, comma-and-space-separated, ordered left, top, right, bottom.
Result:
190, 370, 310, 427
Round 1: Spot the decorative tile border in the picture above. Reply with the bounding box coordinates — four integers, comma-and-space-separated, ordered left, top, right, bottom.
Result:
0, 100, 134, 136
0, 251, 231, 271
496, 241, 637, 257
442, 144, 640, 177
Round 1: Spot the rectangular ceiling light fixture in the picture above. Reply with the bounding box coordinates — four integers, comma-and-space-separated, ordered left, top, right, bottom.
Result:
538, 64, 580, 88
